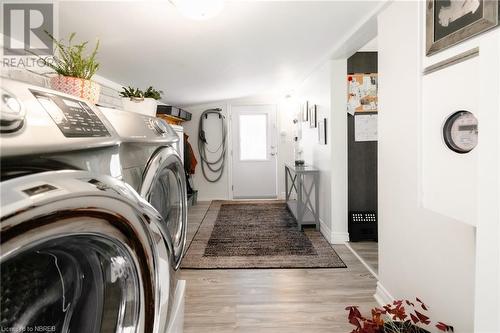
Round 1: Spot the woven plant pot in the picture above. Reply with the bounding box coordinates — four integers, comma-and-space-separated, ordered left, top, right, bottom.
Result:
50, 76, 101, 104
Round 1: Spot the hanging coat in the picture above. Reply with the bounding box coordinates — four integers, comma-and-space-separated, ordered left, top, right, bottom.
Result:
184, 133, 198, 175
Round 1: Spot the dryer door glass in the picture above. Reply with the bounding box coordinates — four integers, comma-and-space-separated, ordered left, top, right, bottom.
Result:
149, 157, 187, 268
0, 236, 140, 333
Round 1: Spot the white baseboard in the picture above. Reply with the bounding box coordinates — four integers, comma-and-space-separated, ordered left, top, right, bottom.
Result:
374, 281, 394, 307
319, 219, 332, 243
197, 196, 229, 202
331, 231, 350, 244
345, 242, 378, 279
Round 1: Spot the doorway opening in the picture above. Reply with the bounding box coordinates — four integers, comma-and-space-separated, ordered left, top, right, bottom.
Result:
346, 37, 379, 277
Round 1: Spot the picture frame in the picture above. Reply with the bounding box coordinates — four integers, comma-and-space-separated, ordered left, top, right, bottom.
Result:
309, 104, 317, 128
302, 101, 309, 122
318, 118, 327, 145
426, 0, 499, 56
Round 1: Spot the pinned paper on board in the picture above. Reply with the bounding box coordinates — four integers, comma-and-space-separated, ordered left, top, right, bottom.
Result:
354, 114, 377, 142
347, 74, 378, 114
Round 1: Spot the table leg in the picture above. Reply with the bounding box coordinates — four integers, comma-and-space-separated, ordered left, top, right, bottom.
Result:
285, 166, 289, 201
315, 173, 320, 231
297, 174, 303, 230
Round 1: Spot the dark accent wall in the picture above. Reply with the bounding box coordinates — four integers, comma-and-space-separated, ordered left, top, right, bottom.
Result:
348, 52, 378, 74
347, 52, 378, 215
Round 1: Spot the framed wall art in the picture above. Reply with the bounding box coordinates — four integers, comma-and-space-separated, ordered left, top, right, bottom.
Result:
426, 0, 499, 56
309, 104, 317, 128
302, 101, 309, 122
318, 118, 327, 145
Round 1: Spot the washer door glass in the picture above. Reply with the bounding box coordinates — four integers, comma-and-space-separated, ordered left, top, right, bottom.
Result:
149, 158, 187, 268
0, 236, 140, 333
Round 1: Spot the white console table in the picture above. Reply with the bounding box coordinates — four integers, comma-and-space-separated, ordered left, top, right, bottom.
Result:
285, 163, 320, 231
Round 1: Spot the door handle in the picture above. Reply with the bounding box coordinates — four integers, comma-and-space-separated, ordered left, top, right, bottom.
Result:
271, 152, 276, 156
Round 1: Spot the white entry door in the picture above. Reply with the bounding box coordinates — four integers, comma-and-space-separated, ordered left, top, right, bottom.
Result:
231, 105, 278, 199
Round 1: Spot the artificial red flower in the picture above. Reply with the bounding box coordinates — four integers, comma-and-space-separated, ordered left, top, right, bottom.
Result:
346, 298, 452, 333
436, 321, 454, 332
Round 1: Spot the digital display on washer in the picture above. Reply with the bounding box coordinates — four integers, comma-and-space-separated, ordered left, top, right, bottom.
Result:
30, 89, 110, 138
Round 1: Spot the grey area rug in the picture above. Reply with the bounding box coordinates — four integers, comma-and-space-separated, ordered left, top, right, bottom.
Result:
181, 201, 347, 269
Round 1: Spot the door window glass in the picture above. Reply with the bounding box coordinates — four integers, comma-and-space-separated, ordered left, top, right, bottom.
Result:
239, 114, 267, 161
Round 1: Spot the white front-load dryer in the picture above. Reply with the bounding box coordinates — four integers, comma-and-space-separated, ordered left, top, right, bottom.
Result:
99, 107, 188, 271
0, 78, 184, 332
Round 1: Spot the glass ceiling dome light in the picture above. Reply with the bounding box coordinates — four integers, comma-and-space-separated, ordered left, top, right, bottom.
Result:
170, 0, 224, 20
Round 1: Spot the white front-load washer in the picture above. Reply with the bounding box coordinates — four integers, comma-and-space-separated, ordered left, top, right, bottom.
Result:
0, 78, 183, 332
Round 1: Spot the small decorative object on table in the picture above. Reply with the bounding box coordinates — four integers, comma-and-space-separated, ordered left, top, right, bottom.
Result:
31, 32, 101, 104
346, 298, 454, 333
120, 86, 163, 116
292, 117, 304, 165
293, 137, 304, 166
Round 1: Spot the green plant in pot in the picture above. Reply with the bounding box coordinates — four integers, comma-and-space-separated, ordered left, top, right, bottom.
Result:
32, 32, 101, 104
120, 86, 163, 116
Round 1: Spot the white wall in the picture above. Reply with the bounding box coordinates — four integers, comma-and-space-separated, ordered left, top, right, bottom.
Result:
295, 59, 349, 244
296, 62, 333, 238
330, 59, 349, 244
183, 102, 230, 201
183, 95, 295, 202
377, 2, 500, 332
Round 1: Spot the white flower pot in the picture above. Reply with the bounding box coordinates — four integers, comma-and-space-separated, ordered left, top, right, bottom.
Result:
121, 97, 158, 116
50, 76, 101, 104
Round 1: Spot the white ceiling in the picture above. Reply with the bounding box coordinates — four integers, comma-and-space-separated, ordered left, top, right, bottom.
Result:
59, 1, 380, 106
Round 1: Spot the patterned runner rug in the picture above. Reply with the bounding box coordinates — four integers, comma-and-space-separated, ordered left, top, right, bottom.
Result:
182, 201, 346, 269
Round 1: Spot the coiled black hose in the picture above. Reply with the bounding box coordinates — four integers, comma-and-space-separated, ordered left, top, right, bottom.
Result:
198, 108, 226, 183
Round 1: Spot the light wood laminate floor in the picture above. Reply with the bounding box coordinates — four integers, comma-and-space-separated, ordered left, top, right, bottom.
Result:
180, 201, 378, 332
347, 242, 379, 275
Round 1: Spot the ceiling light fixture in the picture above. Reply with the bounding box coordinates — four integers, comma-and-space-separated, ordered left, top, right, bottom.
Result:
170, 0, 224, 20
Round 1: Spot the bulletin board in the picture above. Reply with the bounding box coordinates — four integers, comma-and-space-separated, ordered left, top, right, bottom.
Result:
347, 73, 378, 113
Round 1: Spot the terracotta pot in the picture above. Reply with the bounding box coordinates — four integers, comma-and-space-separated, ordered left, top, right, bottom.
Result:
121, 97, 158, 117
50, 76, 101, 104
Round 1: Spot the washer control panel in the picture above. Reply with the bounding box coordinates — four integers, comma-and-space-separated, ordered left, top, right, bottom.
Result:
31, 89, 110, 137
149, 117, 170, 136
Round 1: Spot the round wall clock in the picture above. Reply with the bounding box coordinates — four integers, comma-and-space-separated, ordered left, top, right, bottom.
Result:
443, 110, 478, 154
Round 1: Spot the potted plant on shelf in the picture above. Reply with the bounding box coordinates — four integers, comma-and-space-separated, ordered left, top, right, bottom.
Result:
346, 298, 454, 333
119, 86, 163, 116
33, 32, 101, 104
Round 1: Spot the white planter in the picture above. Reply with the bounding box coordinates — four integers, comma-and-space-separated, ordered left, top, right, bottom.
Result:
121, 97, 158, 116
